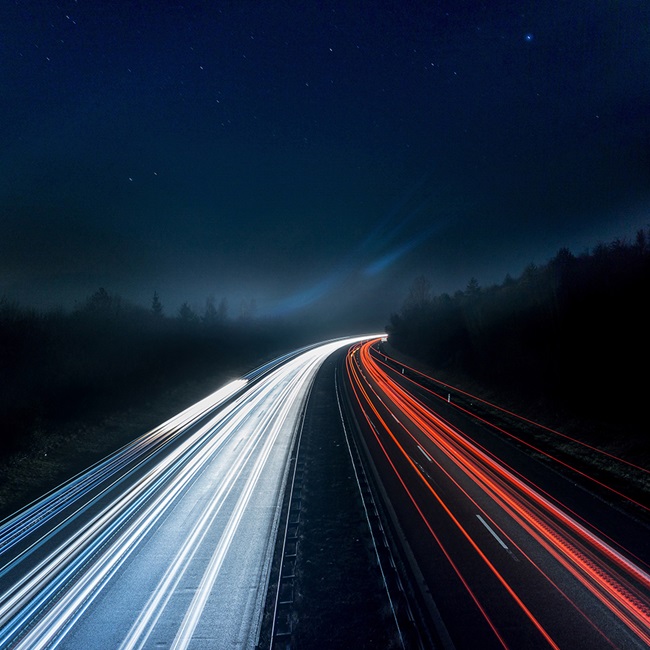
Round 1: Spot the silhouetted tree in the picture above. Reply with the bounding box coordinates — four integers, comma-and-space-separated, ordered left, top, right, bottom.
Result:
151, 291, 163, 317
465, 277, 481, 297
82, 287, 123, 317
635, 229, 647, 254
404, 275, 432, 310
238, 298, 257, 321
201, 296, 217, 325
178, 302, 198, 323
386, 230, 650, 432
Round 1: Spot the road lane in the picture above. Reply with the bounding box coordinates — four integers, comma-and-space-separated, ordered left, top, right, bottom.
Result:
0, 336, 373, 649
344, 339, 650, 649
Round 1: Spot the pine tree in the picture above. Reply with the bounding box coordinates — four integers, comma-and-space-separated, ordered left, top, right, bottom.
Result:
151, 291, 163, 317
178, 302, 198, 322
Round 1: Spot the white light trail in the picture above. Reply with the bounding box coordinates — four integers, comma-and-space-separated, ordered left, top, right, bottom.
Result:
0, 336, 378, 649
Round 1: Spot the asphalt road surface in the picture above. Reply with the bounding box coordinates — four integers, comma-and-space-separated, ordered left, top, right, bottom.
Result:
343, 339, 650, 649
0, 336, 372, 649
3, 335, 648, 649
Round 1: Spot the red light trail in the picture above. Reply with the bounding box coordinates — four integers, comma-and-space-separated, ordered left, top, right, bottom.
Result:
345, 339, 650, 649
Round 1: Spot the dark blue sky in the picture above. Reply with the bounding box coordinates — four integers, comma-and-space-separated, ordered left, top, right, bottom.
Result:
2, 1, 649, 326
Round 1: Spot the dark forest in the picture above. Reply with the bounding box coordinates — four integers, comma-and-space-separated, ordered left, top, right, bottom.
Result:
387, 230, 650, 458
0, 290, 312, 512
2, 230, 649, 514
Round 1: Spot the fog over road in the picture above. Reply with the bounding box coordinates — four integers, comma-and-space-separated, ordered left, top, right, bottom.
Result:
0, 336, 372, 649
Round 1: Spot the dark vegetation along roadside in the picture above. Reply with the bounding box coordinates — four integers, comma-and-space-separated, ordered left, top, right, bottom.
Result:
387, 230, 650, 473
0, 288, 306, 518
2, 230, 648, 521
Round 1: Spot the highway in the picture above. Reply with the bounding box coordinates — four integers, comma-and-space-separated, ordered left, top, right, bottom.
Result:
2, 334, 648, 649
344, 339, 650, 649
0, 336, 371, 649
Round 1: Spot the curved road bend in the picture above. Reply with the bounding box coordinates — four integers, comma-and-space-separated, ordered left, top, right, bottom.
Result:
344, 339, 650, 650
0, 336, 373, 650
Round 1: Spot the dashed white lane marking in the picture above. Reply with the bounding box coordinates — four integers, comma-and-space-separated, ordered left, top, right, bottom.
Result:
476, 514, 509, 550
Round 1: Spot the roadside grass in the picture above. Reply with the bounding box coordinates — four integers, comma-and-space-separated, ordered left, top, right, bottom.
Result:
0, 372, 239, 521
381, 343, 650, 515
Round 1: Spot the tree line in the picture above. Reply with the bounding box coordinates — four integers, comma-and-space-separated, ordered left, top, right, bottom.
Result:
387, 230, 650, 437
0, 288, 281, 460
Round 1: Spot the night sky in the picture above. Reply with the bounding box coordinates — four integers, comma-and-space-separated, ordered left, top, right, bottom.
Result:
2, 1, 649, 328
